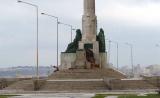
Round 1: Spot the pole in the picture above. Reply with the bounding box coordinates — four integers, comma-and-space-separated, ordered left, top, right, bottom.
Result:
117, 43, 119, 70
41, 13, 59, 70
56, 18, 59, 69
131, 45, 134, 76
36, 7, 39, 80
126, 43, 134, 77
108, 40, 111, 65
18, 0, 39, 80
110, 40, 119, 70
71, 26, 73, 42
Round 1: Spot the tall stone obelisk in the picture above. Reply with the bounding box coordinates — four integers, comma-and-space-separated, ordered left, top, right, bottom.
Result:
79, 0, 99, 65
82, 0, 97, 41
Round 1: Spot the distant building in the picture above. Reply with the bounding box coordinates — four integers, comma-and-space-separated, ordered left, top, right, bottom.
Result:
143, 64, 160, 76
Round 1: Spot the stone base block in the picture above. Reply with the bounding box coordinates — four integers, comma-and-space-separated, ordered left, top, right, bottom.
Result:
74, 50, 86, 69
60, 53, 76, 70
79, 41, 99, 64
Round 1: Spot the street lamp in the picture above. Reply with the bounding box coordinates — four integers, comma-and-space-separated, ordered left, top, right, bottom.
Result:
111, 41, 119, 70
58, 22, 75, 42
105, 39, 119, 70
18, 0, 39, 79
41, 13, 59, 70
107, 40, 111, 65
125, 43, 134, 76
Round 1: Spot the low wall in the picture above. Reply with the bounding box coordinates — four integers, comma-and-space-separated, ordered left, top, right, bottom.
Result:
108, 79, 157, 90
60, 53, 76, 70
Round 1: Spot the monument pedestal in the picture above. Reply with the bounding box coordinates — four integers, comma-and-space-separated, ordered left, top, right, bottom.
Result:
60, 52, 108, 70
79, 41, 99, 65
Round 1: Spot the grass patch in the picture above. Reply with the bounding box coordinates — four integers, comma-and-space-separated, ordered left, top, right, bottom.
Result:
119, 94, 160, 98
93, 94, 160, 98
0, 95, 18, 98
92, 94, 107, 98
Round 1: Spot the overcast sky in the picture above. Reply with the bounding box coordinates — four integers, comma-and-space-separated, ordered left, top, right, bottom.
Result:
0, 0, 160, 68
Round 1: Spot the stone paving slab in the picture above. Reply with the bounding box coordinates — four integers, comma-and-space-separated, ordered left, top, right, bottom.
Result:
11, 93, 95, 98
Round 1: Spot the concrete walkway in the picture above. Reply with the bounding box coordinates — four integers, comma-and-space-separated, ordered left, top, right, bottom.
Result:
105, 96, 118, 98
11, 93, 95, 98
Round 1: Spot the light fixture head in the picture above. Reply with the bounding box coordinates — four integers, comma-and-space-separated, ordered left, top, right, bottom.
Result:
58, 22, 61, 24
17, 0, 22, 3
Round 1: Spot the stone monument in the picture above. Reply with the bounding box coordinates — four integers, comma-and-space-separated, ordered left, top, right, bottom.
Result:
4, 0, 129, 92
60, 0, 108, 70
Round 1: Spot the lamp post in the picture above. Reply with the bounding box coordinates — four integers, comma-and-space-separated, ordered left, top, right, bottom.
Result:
125, 43, 134, 76
105, 39, 119, 69
112, 41, 119, 70
18, 0, 39, 79
41, 13, 59, 70
106, 39, 111, 66
58, 22, 74, 42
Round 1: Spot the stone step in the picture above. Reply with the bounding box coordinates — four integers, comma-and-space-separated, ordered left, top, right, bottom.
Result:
110, 79, 157, 90
47, 79, 103, 82
40, 80, 107, 91
5, 68, 126, 91
4, 80, 34, 91
40, 68, 126, 91
49, 68, 126, 79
